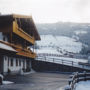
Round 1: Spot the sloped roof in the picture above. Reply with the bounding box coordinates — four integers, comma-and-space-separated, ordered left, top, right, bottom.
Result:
0, 14, 41, 40
0, 42, 16, 52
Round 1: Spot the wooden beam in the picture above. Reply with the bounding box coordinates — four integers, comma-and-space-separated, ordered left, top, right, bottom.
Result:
13, 14, 32, 19
16, 51, 36, 58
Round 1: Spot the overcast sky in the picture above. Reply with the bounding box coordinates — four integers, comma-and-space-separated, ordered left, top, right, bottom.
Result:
0, 0, 90, 23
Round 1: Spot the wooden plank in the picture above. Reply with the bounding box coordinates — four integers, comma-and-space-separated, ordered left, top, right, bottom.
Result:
16, 51, 36, 58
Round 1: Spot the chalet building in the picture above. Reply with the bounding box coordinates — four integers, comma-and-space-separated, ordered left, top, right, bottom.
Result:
0, 14, 40, 75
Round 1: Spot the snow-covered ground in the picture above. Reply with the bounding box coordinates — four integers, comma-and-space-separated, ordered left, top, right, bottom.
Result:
36, 35, 83, 54
75, 81, 90, 90
75, 30, 87, 35
21, 69, 36, 75
55, 36, 82, 53
36, 48, 88, 63
36, 35, 90, 69
47, 56, 88, 63
3, 81, 14, 85
36, 48, 63, 55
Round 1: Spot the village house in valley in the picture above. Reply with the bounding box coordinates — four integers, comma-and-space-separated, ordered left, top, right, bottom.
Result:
0, 14, 40, 75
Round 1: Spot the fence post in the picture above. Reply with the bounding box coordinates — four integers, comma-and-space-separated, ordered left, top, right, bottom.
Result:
71, 72, 78, 89
76, 72, 78, 83
44, 57, 46, 61
36, 56, 38, 60
62, 60, 63, 64
53, 58, 54, 62
83, 64, 84, 69
83, 71, 86, 81
72, 61, 73, 66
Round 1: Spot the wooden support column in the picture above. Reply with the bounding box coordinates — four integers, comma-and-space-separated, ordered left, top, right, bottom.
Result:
33, 45, 34, 52
10, 32, 12, 43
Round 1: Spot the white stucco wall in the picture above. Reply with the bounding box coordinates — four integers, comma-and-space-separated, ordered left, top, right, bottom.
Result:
3, 56, 28, 74
8, 58, 21, 72
0, 32, 3, 40
3, 56, 8, 73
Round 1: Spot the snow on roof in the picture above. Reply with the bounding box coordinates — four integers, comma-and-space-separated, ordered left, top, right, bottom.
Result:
0, 43, 16, 52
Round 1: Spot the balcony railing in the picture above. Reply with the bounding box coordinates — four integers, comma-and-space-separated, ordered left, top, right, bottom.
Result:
13, 21, 35, 45
0, 40, 36, 58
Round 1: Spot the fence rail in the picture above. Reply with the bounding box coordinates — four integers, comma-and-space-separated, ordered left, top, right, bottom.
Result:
35, 56, 90, 70
36, 57, 77, 67
66, 72, 90, 90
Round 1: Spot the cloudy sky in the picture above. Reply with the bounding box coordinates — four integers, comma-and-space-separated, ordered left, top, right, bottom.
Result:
0, 0, 90, 23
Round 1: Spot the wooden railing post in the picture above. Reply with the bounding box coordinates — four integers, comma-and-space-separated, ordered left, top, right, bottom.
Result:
71, 72, 78, 90
62, 60, 63, 64
83, 71, 86, 81
53, 58, 54, 63
83, 64, 84, 69
72, 61, 73, 66
36, 56, 38, 60
67, 72, 90, 90
76, 72, 78, 83
44, 57, 46, 61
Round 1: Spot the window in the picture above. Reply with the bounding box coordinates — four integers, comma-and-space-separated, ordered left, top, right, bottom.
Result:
4, 56, 6, 60
11, 58, 13, 66
16, 59, 18, 66
3, 37, 5, 41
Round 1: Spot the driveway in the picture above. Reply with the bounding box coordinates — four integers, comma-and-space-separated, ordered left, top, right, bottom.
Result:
0, 72, 69, 90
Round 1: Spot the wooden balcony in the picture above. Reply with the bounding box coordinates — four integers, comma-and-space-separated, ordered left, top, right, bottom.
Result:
13, 21, 35, 45
0, 40, 36, 58
16, 51, 36, 58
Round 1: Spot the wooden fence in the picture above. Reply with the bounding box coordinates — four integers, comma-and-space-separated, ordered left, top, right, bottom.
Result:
66, 72, 90, 90
36, 56, 90, 70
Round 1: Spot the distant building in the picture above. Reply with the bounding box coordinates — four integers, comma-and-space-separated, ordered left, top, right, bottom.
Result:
0, 14, 40, 75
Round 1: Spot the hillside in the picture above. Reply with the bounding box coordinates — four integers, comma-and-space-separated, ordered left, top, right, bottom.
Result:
36, 35, 83, 57
36, 22, 90, 48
